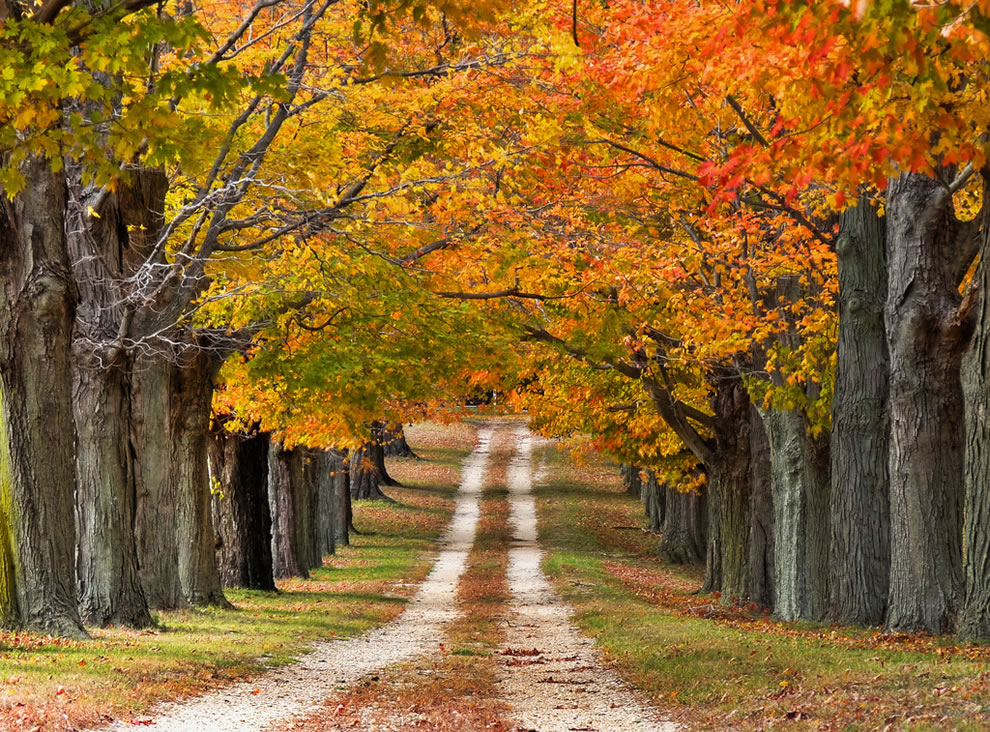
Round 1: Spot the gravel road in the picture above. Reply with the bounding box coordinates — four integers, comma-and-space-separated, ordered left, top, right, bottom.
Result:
96, 423, 678, 731
98, 428, 493, 732
498, 424, 679, 732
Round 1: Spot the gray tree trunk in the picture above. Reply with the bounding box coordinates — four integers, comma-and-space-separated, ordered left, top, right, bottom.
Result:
622, 464, 643, 497
884, 171, 967, 634
172, 351, 228, 606
132, 351, 228, 608
268, 444, 320, 578
748, 407, 775, 610
269, 444, 304, 579
300, 451, 322, 570
0, 158, 86, 637
350, 443, 391, 501
313, 451, 337, 558
68, 165, 169, 624
761, 409, 830, 621
959, 183, 990, 640
210, 429, 276, 591
370, 421, 401, 487
830, 197, 890, 627
334, 449, 350, 547
382, 426, 418, 459
657, 485, 706, 565
132, 358, 182, 609
73, 350, 151, 627
701, 375, 752, 602
642, 471, 665, 532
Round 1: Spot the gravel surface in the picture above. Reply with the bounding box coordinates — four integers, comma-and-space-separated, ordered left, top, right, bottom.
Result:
98, 428, 493, 732
499, 424, 679, 732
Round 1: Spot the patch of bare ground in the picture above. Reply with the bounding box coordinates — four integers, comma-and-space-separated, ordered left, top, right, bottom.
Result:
277, 426, 517, 732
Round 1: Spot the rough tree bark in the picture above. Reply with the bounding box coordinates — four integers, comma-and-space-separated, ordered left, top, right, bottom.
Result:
747, 407, 775, 610
349, 442, 392, 501
761, 409, 830, 621
641, 470, 665, 532
68, 169, 168, 628
268, 444, 321, 578
959, 174, 990, 641
132, 350, 228, 609
170, 350, 229, 606
382, 426, 418, 459
0, 158, 86, 636
73, 351, 151, 627
313, 451, 337, 559
884, 171, 971, 634
301, 451, 322, 570
657, 485, 706, 565
370, 421, 401, 487
334, 449, 350, 547
209, 429, 276, 591
269, 444, 305, 579
131, 358, 182, 609
830, 197, 890, 627
701, 375, 753, 602
621, 464, 643, 497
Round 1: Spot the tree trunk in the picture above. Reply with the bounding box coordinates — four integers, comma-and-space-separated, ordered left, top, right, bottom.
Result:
0, 158, 86, 636
657, 485, 706, 565
171, 351, 228, 606
382, 426, 418, 459
131, 359, 182, 609
210, 429, 276, 591
370, 421, 401, 487
300, 451, 322, 570
959, 189, 990, 640
830, 197, 891, 627
748, 406, 775, 610
350, 443, 391, 501
73, 350, 152, 627
761, 408, 830, 621
67, 158, 155, 628
269, 444, 303, 579
334, 449, 350, 547
313, 451, 337, 559
884, 171, 966, 634
642, 471, 665, 532
133, 352, 228, 609
268, 443, 319, 578
621, 464, 643, 497
701, 375, 752, 602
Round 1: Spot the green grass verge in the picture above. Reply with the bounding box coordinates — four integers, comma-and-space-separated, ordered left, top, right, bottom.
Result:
0, 424, 473, 730
534, 442, 990, 730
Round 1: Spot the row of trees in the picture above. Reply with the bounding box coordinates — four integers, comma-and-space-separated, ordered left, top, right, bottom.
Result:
0, 0, 524, 635
5, 0, 990, 645
485, 0, 990, 640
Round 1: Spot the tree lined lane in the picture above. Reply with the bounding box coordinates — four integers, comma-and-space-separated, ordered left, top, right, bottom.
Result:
98, 428, 493, 732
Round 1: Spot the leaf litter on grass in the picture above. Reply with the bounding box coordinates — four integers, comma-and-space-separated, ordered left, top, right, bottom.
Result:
534, 442, 990, 731
0, 423, 476, 732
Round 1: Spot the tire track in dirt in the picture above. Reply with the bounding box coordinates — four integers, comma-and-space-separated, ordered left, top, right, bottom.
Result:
499, 424, 679, 732
98, 427, 493, 732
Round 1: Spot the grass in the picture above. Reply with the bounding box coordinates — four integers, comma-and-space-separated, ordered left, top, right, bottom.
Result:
533, 441, 990, 730
0, 421, 476, 731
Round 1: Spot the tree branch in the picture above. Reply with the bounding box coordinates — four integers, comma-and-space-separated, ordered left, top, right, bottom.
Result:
725, 95, 769, 148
